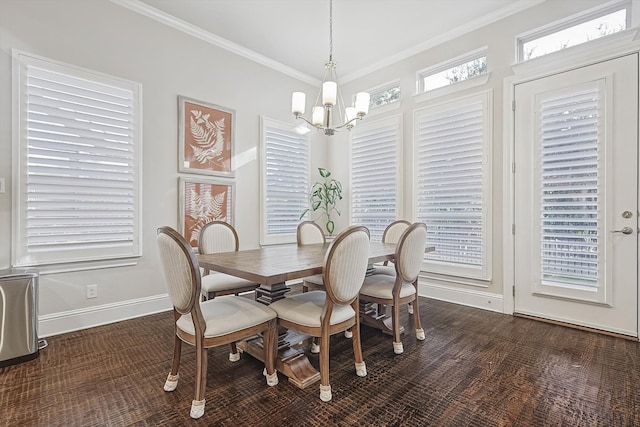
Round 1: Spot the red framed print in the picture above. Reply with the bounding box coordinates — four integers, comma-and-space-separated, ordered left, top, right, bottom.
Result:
179, 177, 234, 247
178, 96, 234, 177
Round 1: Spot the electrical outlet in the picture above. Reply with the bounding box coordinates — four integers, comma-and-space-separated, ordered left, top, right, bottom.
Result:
86, 284, 98, 299
0, 178, 5, 193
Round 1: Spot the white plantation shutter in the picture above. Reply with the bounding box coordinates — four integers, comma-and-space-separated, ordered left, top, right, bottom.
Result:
12, 52, 141, 267
351, 117, 400, 242
415, 92, 491, 279
261, 118, 309, 245
539, 87, 600, 288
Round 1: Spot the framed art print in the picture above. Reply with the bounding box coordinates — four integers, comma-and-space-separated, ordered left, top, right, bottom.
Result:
178, 96, 234, 177
179, 177, 234, 247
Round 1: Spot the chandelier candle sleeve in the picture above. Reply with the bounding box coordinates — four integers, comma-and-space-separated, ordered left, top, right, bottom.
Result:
355, 92, 371, 116
292, 92, 306, 115
312, 106, 325, 126
322, 81, 337, 105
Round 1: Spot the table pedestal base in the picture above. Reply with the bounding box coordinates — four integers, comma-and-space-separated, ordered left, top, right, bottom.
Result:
360, 302, 405, 336
247, 281, 320, 389
238, 330, 320, 389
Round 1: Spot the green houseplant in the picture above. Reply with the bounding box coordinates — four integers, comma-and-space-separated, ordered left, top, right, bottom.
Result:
300, 167, 343, 235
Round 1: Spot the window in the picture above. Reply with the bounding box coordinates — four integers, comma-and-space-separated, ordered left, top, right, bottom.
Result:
366, 81, 401, 111
518, 4, 629, 62
414, 91, 492, 280
417, 48, 488, 94
350, 116, 401, 242
260, 117, 310, 245
12, 51, 142, 267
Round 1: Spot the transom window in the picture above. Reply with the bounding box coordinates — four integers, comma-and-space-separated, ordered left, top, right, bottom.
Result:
366, 81, 401, 111
517, 3, 629, 62
417, 48, 487, 94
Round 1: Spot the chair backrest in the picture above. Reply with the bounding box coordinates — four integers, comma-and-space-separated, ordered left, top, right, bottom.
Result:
198, 221, 239, 254
395, 222, 428, 284
157, 226, 200, 314
297, 221, 326, 246
382, 220, 411, 244
323, 226, 370, 305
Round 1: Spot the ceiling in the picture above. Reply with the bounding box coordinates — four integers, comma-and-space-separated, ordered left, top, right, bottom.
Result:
118, 0, 545, 84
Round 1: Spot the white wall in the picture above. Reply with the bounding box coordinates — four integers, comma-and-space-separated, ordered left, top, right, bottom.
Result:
0, 0, 321, 335
0, 0, 622, 334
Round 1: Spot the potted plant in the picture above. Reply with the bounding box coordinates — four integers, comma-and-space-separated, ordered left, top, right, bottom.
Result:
300, 167, 343, 235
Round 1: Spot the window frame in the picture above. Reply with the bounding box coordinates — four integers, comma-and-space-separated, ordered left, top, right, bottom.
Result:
259, 117, 310, 246
416, 46, 488, 95
349, 115, 403, 242
516, 1, 630, 63
413, 90, 493, 281
11, 50, 142, 269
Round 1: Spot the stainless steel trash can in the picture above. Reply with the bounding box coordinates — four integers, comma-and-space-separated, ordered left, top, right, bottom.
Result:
0, 268, 39, 367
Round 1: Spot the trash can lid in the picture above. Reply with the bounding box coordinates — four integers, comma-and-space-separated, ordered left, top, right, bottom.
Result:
0, 268, 39, 280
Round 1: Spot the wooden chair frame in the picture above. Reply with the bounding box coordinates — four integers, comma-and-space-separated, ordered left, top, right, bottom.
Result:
157, 226, 277, 418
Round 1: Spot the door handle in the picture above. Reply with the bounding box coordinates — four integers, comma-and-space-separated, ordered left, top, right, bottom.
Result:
610, 226, 635, 235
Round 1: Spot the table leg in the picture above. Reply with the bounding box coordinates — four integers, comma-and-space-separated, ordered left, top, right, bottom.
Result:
242, 281, 320, 388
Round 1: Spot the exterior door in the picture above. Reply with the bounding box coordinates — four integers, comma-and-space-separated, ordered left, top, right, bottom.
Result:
514, 54, 638, 337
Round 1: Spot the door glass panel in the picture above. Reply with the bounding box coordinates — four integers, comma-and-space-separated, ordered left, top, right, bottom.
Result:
539, 86, 600, 291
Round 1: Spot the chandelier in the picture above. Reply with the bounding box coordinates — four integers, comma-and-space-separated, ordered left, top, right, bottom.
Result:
291, 0, 370, 136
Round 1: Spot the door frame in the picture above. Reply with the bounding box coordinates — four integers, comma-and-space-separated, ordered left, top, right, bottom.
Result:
502, 30, 640, 327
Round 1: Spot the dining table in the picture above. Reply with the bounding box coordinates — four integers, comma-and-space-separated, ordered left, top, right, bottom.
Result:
197, 241, 434, 388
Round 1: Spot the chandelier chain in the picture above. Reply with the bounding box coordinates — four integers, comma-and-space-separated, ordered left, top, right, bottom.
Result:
328, 0, 333, 62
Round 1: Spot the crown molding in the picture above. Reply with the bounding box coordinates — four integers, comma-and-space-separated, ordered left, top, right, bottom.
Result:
341, 0, 547, 83
110, 0, 321, 86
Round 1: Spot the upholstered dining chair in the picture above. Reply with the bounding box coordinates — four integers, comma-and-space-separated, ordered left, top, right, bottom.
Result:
198, 221, 261, 361
270, 226, 371, 402
156, 226, 278, 419
373, 220, 411, 276
371, 220, 414, 314
297, 221, 326, 293
198, 221, 259, 300
359, 222, 427, 355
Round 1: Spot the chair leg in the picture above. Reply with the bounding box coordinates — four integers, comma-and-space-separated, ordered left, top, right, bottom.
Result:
319, 332, 331, 402
392, 303, 403, 354
164, 334, 182, 392
263, 319, 279, 386
190, 344, 208, 419
351, 302, 366, 377
413, 297, 425, 341
408, 302, 414, 315
228, 342, 240, 362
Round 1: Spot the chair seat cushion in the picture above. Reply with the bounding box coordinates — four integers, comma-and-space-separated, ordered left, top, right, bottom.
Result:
177, 296, 276, 338
360, 274, 416, 300
303, 274, 324, 286
370, 265, 395, 276
201, 272, 257, 293
270, 291, 355, 328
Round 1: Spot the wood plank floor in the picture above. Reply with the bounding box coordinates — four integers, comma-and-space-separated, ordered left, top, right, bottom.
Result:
1, 294, 639, 426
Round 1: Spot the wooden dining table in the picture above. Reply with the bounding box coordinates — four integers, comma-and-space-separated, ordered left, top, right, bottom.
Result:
197, 241, 434, 388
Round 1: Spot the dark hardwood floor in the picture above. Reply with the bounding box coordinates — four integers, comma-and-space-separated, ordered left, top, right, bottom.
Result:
2, 292, 639, 426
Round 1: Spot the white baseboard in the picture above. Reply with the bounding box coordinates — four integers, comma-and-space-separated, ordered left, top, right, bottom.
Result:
418, 281, 504, 313
38, 294, 172, 338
